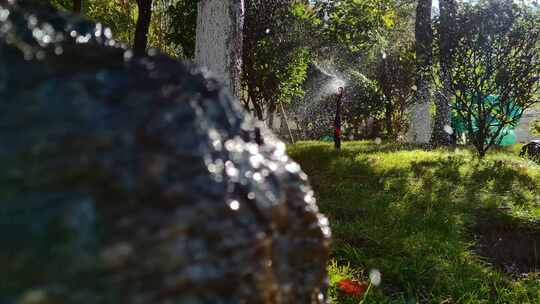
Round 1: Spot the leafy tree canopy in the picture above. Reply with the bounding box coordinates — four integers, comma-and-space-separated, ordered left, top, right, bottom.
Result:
446, 0, 540, 157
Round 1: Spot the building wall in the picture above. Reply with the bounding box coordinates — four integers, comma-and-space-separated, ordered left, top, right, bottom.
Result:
515, 108, 540, 143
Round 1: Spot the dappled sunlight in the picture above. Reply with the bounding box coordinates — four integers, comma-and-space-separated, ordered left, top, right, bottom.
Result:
290, 141, 540, 302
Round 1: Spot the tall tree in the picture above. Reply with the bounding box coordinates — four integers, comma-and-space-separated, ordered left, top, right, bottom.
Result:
166, 0, 198, 58
447, 1, 540, 158
375, 49, 416, 139
195, 0, 244, 99
368, 0, 416, 139
242, 0, 310, 121
409, 0, 433, 144
431, 0, 457, 146
134, 0, 153, 57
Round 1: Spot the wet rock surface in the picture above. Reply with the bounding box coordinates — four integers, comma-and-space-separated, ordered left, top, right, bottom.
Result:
0, 2, 330, 303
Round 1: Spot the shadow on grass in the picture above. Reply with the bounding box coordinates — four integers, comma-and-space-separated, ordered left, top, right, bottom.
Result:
472, 208, 540, 275
466, 161, 538, 206
289, 141, 540, 302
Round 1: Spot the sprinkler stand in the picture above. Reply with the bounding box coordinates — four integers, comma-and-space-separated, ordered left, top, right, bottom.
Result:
334, 87, 344, 150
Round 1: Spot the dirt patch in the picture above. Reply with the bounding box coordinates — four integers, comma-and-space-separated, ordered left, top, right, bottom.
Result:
471, 208, 540, 277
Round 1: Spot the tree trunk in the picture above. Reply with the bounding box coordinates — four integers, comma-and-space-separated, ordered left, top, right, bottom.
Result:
268, 111, 275, 129
252, 98, 264, 120
72, 0, 82, 14
268, 102, 278, 129
134, 0, 152, 57
409, 0, 433, 144
431, 0, 457, 146
279, 101, 295, 144
195, 0, 244, 99
385, 101, 394, 138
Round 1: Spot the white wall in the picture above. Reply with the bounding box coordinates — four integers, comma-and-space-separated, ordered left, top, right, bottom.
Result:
515, 108, 540, 143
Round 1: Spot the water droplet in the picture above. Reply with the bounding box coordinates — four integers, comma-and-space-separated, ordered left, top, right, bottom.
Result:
0, 9, 9, 22
318, 216, 329, 227
444, 125, 454, 135
23, 49, 33, 61
42, 34, 51, 44
35, 50, 45, 60
274, 142, 286, 156
54, 46, 64, 55
212, 140, 222, 151
369, 269, 382, 286
268, 162, 278, 171
229, 200, 240, 210
285, 162, 301, 173
76, 33, 91, 44
225, 139, 235, 151
265, 191, 277, 202
225, 161, 239, 178
1, 22, 12, 34
249, 154, 264, 168
32, 28, 43, 40
248, 144, 258, 155
123, 50, 133, 61
27, 15, 37, 27
104, 27, 112, 39
253, 172, 262, 182
94, 23, 102, 37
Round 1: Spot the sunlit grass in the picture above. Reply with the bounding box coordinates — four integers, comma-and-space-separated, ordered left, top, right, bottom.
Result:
289, 141, 540, 303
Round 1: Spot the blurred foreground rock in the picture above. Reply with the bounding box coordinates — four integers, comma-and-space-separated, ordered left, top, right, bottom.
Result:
0, 1, 330, 303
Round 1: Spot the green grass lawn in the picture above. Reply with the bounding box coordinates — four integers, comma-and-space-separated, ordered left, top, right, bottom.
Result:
288, 141, 540, 303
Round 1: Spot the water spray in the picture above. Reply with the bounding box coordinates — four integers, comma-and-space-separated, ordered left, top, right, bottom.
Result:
334, 86, 344, 150
292, 63, 347, 141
